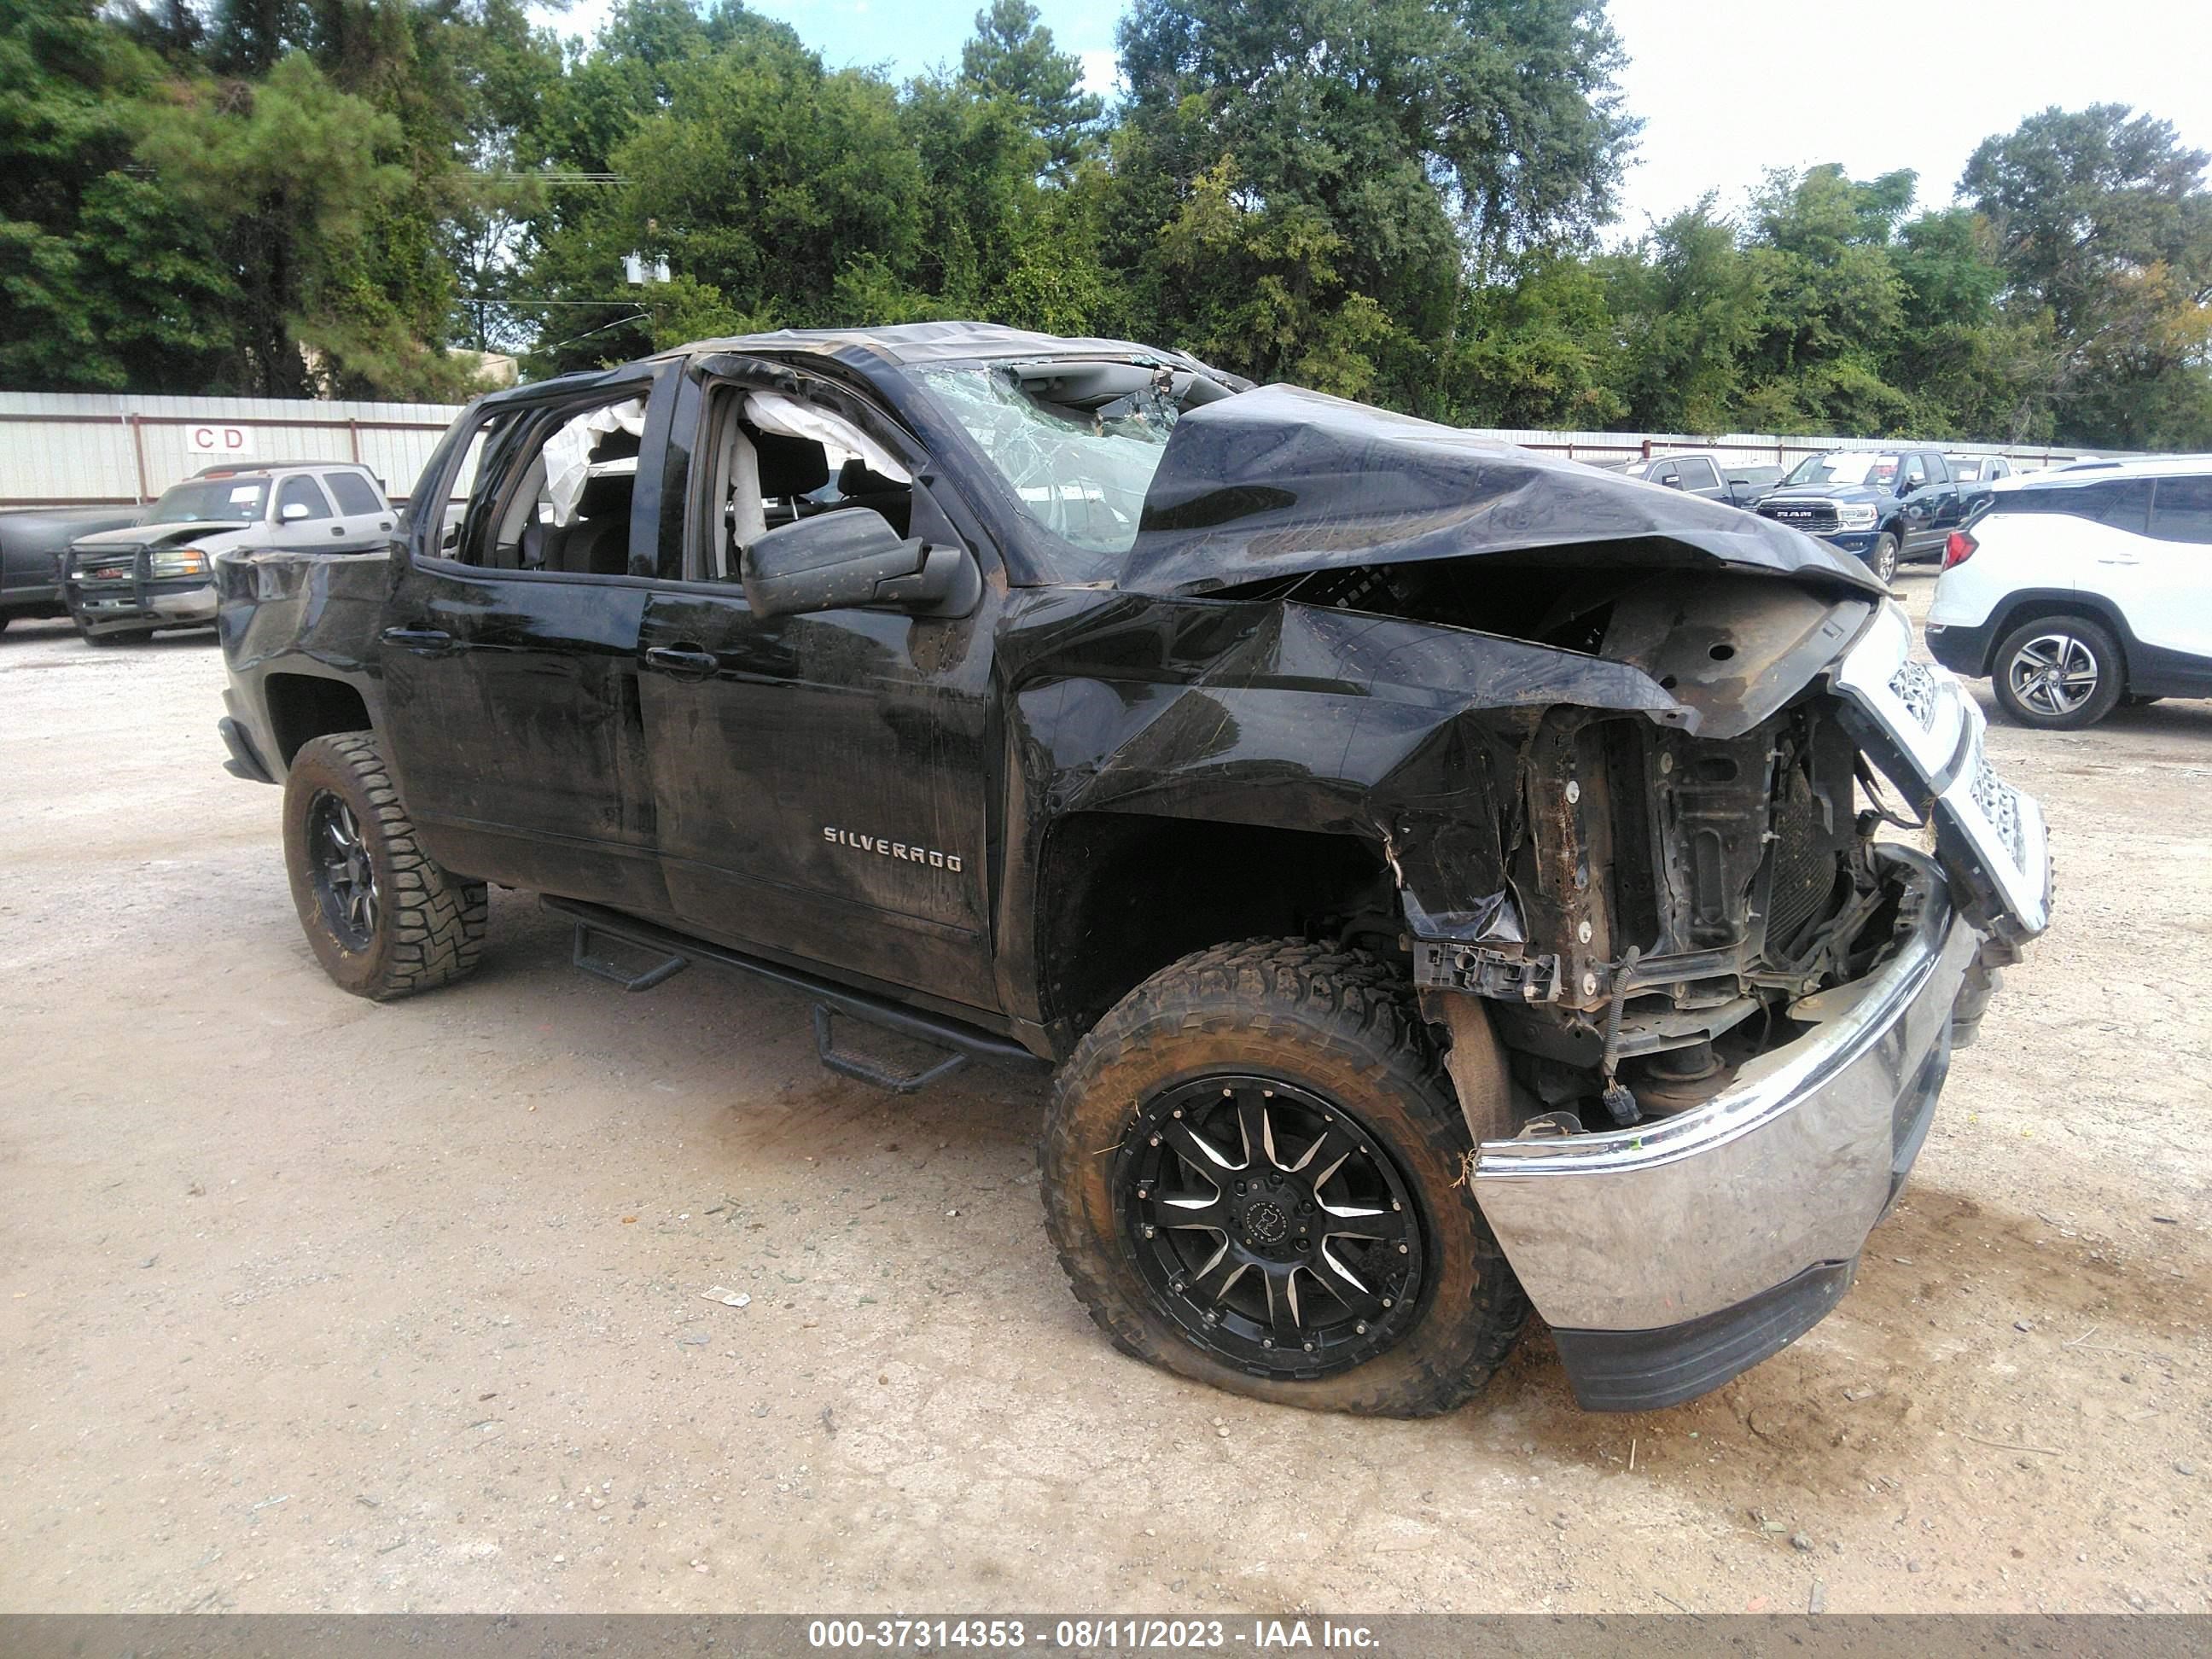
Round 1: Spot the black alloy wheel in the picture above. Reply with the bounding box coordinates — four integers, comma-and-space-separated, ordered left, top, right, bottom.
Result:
307, 789, 379, 951
1120, 1075, 1425, 1377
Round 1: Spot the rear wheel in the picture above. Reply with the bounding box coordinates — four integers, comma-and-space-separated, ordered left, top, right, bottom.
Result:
282, 731, 486, 999
1042, 938, 1528, 1417
1992, 615, 2124, 730
1868, 533, 1900, 585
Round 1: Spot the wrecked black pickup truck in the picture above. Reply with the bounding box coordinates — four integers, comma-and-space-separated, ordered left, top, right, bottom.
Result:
214, 323, 2051, 1417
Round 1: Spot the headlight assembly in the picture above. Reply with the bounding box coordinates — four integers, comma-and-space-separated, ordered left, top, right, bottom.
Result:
148, 547, 211, 579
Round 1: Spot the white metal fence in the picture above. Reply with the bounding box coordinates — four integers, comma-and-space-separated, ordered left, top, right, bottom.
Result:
1462, 427, 2124, 473
0, 389, 2129, 509
0, 391, 464, 508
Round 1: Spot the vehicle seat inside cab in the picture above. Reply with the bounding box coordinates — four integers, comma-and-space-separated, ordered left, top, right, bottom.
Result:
754, 429, 829, 527
831, 457, 913, 536
707, 399, 917, 580
530, 427, 637, 575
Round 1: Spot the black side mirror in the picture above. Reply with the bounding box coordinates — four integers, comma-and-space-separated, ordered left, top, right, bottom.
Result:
741, 508, 981, 621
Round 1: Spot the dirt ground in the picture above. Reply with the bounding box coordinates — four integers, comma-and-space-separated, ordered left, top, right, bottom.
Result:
1, 565, 2207, 1616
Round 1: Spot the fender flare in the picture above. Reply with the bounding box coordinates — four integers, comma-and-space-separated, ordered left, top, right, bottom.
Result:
1981, 587, 2139, 679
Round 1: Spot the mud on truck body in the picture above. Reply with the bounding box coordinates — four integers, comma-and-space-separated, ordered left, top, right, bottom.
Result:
214, 323, 2050, 1417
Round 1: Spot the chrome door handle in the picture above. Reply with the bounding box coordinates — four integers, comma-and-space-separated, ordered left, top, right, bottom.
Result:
643, 643, 720, 679
381, 626, 453, 654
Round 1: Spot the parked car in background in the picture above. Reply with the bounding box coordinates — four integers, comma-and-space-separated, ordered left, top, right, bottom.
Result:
1927, 458, 2212, 728
1947, 455, 2014, 484
62, 462, 393, 643
1, 505, 143, 631
1754, 448, 1972, 583
1616, 451, 1777, 508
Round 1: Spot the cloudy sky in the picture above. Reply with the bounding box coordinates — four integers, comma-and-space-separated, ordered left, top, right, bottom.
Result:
536, 0, 2212, 234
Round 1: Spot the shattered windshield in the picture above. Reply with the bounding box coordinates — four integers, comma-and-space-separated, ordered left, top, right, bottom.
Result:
148, 478, 267, 523
913, 365, 1179, 573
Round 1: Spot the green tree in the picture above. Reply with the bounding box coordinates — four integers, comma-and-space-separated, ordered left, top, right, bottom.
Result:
958, 0, 1102, 180
0, 0, 233, 390
1109, 0, 1635, 407
611, 33, 924, 327
137, 51, 480, 396
1447, 253, 1623, 428
1601, 201, 1763, 432
1964, 104, 2212, 449
1737, 165, 1913, 434
1152, 158, 1394, 398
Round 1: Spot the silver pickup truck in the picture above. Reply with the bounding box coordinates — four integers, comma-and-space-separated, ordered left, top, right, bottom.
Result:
63, 462, 394, 642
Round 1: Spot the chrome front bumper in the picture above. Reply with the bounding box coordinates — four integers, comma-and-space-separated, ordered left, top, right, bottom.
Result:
72, 581, 219, 631
1473, 847, 1979, 1409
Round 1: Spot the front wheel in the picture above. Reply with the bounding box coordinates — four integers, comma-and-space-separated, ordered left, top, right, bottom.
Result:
282, 731, 487, 999
1868, 533, 1900, 585
1992, 615, 2124, 730
1041, 938, 1528, 1417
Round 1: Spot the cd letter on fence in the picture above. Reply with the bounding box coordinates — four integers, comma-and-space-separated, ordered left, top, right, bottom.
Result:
187, 425, 253, 457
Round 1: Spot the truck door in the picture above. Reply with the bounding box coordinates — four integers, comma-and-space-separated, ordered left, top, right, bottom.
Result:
271, 474, 347, 552
1920, 453, 1969, 538
377, 370, 672, 911
1670, 455, 1727, 503
1893, 453, 1941, 554
634, 370, 1000, 1013
319, 469, 399, 554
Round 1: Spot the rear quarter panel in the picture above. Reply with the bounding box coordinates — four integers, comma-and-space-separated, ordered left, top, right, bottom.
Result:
216, 547, 390, 769
1929, 515, 2087, 629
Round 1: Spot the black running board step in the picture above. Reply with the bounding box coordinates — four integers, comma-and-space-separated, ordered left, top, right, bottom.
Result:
573, 917, 691, 992
542, 897, 1051, 1080
812, 1004, 969, 1096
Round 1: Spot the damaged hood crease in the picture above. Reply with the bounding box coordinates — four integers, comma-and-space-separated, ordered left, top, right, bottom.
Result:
1117, 386, 1886, 599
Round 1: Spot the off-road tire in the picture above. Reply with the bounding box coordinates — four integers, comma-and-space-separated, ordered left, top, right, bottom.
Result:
1991, 614, 2124, 731
1869, 533, 1900, 585
1041, 937, 1528, 1417
283, 731, 486, 1000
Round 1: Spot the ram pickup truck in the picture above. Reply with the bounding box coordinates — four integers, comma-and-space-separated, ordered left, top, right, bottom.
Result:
215, 323, 2050, 1417
1755, 448, 1973, 583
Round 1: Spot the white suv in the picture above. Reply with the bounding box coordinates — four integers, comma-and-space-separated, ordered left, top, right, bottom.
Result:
1927, 457, 2212, 729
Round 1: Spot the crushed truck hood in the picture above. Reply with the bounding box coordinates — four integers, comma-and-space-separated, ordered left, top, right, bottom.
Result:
1119, 386, 1887, 598
70, 520, 252, 551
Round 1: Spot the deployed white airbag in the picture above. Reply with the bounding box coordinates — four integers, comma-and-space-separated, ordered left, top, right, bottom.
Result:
544, 398, 646, 526
744, 390, 910, 486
